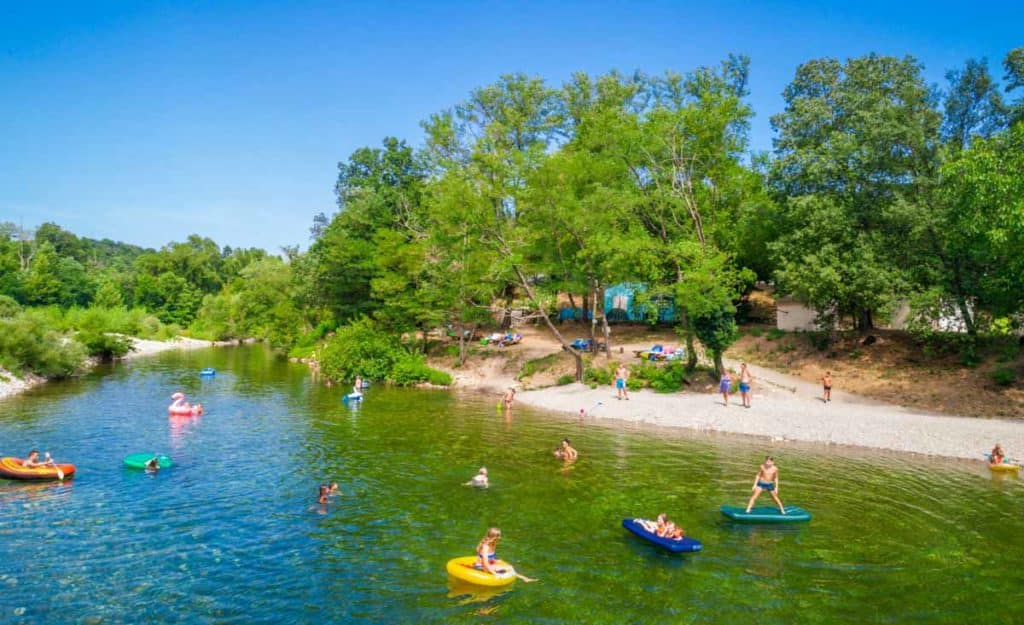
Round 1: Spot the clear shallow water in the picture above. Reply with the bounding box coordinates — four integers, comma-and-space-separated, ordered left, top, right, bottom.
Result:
1, 346, 1022, 624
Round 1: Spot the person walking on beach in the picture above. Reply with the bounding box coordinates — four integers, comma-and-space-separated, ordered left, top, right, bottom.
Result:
739, 363, 753, 409
719, 370, 732, 407
822, 371, 832, 403
745, 456, 785, 514
615, 363, 630, 400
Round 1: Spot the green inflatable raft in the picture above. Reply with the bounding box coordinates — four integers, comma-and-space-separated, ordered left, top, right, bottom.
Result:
720, 505, 811, 523
123, 453, 173, 470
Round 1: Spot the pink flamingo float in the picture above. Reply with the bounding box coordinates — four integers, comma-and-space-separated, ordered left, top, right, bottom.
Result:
168, 392, 203, 416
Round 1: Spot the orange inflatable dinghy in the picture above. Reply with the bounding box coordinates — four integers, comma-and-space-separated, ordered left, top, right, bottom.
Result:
0, 457, 76, 481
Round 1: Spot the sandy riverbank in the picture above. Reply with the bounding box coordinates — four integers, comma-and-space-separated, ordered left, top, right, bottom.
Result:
435, 326, 1024, 460
0, 336, 227, 401
514, 377, 1024, 461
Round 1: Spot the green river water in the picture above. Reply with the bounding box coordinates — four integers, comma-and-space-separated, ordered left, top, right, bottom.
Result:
0, 345, 1021, 624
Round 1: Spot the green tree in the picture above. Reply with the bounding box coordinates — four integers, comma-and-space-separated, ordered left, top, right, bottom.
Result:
770, 54, 941, 331
23, 242, 62, 305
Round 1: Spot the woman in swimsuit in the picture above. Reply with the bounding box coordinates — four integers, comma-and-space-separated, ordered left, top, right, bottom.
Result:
719, 371, 732, 407
475, 527, 537, 582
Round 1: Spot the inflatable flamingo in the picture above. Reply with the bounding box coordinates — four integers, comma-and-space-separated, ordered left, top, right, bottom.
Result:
168, 392, 203, 416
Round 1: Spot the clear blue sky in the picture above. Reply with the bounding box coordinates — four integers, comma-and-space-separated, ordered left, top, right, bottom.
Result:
2, 1, 1021, 252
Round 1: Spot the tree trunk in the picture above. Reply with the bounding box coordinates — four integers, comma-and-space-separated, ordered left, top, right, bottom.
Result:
713, 350, 725, 376
600, 309, 612, 357
586, 288, 597, 345
510, 266, 586, 381
857, 308, 874, 333
956, 297, 976, 336
681, 308, 698, 371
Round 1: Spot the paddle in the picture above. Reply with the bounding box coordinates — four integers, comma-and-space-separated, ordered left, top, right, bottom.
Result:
45, 453, 63, 480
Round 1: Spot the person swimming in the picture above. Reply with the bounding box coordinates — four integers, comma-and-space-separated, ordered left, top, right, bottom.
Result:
465, 467, 489, 488
327, 482, 340, 496
317, 485, 329, 505
554, 439, 578, 461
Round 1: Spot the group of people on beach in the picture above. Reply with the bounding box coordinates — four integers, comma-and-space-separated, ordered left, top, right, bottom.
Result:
718, 364, 835, 407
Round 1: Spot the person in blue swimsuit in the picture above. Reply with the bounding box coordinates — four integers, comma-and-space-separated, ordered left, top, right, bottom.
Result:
615, 363, 630, 400
474, 527, 537, 582
718, 371, 732, 407
738, 363, 753, 409
745, 456, 785, 514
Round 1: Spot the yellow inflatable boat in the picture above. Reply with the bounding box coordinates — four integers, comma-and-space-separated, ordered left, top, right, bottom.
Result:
445, 556, 516, 587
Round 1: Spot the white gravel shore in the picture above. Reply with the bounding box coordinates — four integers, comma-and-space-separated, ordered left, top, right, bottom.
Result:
0, 336, 223, 401
517, 365, 1024, 461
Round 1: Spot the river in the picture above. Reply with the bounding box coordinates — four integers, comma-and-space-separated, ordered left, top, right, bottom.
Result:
0, 345, 1021, 624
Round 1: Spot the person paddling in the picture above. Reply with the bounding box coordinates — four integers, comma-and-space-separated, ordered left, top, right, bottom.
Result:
745, 456, 785, 514
23, 450, 63, 479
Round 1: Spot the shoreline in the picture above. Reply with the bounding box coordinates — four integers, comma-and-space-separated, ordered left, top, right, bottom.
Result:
512, 381, 1024, 461
0, 336, 230, 401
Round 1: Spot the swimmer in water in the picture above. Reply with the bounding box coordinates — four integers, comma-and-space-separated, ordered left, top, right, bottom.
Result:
465, 467, 489, 488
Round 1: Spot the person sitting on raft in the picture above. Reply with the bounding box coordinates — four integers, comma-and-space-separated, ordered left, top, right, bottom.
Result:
145, 456, 161, 472
474, 527, 537, 582
553, 438, 578, 461
465, 467, 489, 488
636, 513, 685, 540
990, 444, 1006, 465
745, 455, 785, 514
169, 392, 203, 415
22, 450, 57, 468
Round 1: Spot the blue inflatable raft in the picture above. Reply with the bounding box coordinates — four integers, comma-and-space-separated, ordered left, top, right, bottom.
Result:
621, 519, 703, 553
719, 505, 811, 523
199, 368, 216, 377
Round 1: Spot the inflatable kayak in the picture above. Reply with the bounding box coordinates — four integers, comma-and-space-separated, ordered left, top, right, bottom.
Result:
199, 368, 216, 377
989, 463, 1020, 473
621, 519, 702, 553
445, 556, 516, 587
0, 457, 75, 481
720, 505, 811, 523
123, 453, 173, 470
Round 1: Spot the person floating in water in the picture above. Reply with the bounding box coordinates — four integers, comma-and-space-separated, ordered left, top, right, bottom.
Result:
317, 485, 330, 505
502, 387, 516, 410
554, 438, 578, 461
745, 456, 785, 514
22, 450, 57, 468
990, 444, 1006, 465
474, 527, 537, 582
145, 456, 161, 472
327, 482, 341, 496
354, 376, 363, 395
465, 467, 489, 488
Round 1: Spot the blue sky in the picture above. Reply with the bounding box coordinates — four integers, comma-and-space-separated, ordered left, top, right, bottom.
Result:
2, 1, 1021, 252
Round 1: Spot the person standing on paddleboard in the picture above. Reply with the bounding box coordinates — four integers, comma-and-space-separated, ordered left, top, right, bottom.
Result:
745, 456, 785, 514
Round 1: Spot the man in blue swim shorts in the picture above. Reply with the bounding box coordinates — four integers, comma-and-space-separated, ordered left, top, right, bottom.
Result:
615, 363, 629, 400
738, 363, 753, 408
745, 456, 785, 514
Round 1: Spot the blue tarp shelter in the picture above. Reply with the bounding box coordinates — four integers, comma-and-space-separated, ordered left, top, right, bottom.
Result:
603, 283, 677, 323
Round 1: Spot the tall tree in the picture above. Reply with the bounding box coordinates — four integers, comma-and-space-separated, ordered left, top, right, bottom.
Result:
770, 54, 941, 331
941, 58, 1006, 150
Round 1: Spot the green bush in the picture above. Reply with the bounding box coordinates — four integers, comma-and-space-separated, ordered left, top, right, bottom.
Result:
320, 318, 400, 383
388, 351, 452, 386
766, 328, 786, 341
556, 374, 575, 386
583, 363, 614, 386
78, 331, 133, 361
0, 311, 85, 378
519, 354, 559, 379
626, 378, 644, 391
0, 295, 21, 318
990, 366, 1016, 387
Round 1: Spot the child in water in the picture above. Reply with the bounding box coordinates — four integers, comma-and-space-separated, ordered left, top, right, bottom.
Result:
465, 467, 489, 488
990, 444, 1006, 465
317, 485, 329, 505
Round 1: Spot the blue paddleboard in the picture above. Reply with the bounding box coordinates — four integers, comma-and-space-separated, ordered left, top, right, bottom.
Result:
719, 505, 811, 523
621, 519, 703, 553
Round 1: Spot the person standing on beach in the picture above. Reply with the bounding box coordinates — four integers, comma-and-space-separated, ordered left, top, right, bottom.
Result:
738, 363, 753, 409
745, 456, 785, 514
822, 371, 832, 403
615, 363, 630, 400
719, 370, 732, 407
